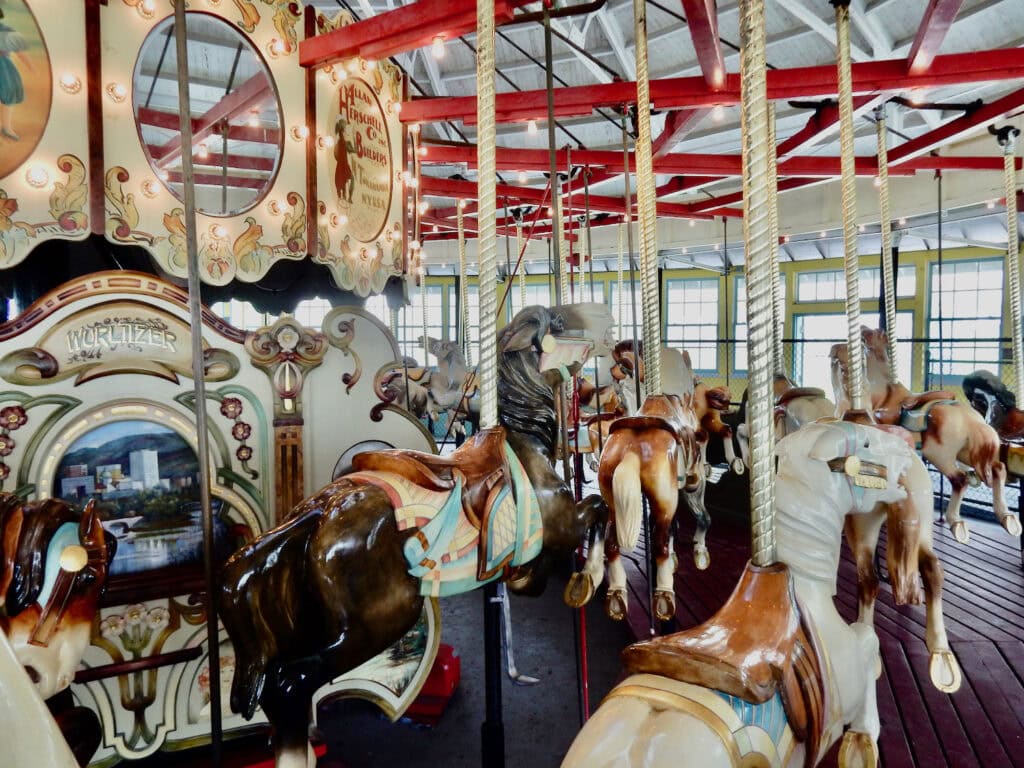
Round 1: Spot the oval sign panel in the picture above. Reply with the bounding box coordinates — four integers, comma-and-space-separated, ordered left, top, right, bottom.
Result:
332, 76, 392, 243
0, 0, 52, 180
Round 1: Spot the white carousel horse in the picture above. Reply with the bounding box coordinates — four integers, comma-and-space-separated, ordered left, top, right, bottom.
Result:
563, 421, 960, 768
831, 328, 1021, 543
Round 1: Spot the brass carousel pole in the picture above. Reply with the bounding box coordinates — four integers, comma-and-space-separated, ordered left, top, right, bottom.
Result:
998, 127, 1023, 400
476, 0, 503, 759
767, 102, 785, 376
171, 2, 221, 763
739, 0, 775, 566
834, 0, 867, 415
876, 106, 900, 380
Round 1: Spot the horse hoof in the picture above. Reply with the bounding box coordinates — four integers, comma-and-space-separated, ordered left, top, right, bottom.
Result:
929, 650, 963, 693
838, 731, 878, 768
693, 545, 710, 571
654, 590, 675, 622
950, 520, 970, 544
703, 463, 713, 479
730, 457, 746, 476
606, 589, 627, 621
564, 572, 595, 608
1002, 515, 1023, 537
966, 472, 981, 488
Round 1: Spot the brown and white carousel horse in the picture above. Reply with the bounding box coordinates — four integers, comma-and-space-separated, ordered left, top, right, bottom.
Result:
219, 304, 612, 768
0, 493, 115, 766
831, 327, 1020, 543
563, 421, 960, 768
736, 374, 837, 469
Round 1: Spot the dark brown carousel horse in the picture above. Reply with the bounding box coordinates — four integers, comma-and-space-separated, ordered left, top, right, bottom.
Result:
0, 493, 114, 766
219, 305, 610, 768
963, 368, 1024, 443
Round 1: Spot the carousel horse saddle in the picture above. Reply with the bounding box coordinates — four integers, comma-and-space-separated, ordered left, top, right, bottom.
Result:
610, 394, 692, 443
776, 387, 826, 408
621, 562, 825, 757
350, 427, 543, 597
898, 396, 959, 434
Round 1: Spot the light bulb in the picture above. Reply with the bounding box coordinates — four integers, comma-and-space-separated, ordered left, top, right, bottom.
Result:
518, 170, 527, 183
527, 119, 538, 135
432, 35, 446, 60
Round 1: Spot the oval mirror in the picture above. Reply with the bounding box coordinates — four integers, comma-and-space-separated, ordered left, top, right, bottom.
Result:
133, 13, 282, 217
0, 1, 52, 180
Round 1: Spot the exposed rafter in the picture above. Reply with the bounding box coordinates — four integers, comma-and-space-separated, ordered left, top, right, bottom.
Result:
907, 0, 966, 74
680, 0, 726, 88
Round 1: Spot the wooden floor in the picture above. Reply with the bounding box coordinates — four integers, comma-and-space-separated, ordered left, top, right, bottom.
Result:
619, 483, 1024, 768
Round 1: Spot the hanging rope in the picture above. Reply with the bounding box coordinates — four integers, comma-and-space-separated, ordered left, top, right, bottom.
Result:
1001, 129, 1024, 395
767, 101, 784, 375
420, 271, 429, 362
834, 0, 864, 411
739, 0, 775, 567
633, 0, 662, 397
875, 106, 899, 381
556, 193, 571, 306
617, 222, 625, 339
457, 203, 472, 366
476, 0, 498, 429
517, 223, 526, 309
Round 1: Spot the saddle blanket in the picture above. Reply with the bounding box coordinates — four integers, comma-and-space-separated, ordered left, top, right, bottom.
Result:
347, 443, 543, 598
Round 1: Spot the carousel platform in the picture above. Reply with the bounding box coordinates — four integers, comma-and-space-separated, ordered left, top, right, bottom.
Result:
617, 476, 1024, 768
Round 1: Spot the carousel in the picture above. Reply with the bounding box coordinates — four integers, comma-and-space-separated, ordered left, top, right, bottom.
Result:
2, 1, 1024, 767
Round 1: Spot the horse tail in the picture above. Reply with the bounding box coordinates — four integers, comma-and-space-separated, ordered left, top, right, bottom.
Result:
219, 509, 322, 721
613, 452, 643, 550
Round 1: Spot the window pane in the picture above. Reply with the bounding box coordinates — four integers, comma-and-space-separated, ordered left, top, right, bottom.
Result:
927, 259, 1003, 383
664, 278, 718, 372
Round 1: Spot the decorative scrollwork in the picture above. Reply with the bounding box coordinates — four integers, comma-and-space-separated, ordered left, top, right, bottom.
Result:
245, 317, 328, 421
323, 310, 361, 394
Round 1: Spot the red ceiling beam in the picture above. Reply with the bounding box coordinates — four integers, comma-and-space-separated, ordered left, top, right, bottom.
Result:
680, 0, 725, 89
145, 147, 277, 173
164, 171, 266, 190
889, 85, 1024, 165
298, 0, 532, 68
402, 47, 1024, 126
652, 108, 711, 157
907, 0, 966, 75
153, 75, 273, 167
138, 108, 281, 148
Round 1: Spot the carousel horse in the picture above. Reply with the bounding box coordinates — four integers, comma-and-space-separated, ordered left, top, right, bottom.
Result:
563, 421, 960, 768
831, 328, 1020, 543
219, 304, 612, 768
0, 493, 115, 766
963, 368, 1024, 442
736, 374, 837, 469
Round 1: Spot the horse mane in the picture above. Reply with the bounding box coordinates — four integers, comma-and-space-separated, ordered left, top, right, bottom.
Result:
963, 369, 1016, 411
1, 496, 78, 617
497, 307, 558, 455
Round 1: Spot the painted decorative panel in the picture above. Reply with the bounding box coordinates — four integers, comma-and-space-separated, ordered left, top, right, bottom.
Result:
0, 0, 90, 267
311, 9, 407, 296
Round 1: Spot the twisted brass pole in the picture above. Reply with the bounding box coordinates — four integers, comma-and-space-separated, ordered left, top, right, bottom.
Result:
767, 102, 784, 375
617, 222, 625, 339
457, 204, 471, 365
1003, 132, 1024, 395
740, 0, 775, 567
633, 0, 662, 397
476, 0, 498, 429
834, 1, 865, 411
875, 106, 899, 381
517, 223, 526, 309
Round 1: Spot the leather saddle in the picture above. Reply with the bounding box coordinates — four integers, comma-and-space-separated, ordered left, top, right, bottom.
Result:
621, 562, 826, 767
776, 387, 826, 408
352, 427, 510, 528
610, 394, 692, 444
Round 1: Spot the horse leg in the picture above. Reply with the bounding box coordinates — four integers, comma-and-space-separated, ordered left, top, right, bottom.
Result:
263, 690, 316, 768
683, 475, 711, 572
650, 464, 679, 623
564, 519, 606, 608
991, 461, 1022, 536
719, 427, 744, 475
843, 512, 884, 629
919, 547, 962, 693
837, 621, 881, 768
605, 535, 628, 622
935, 465, 970, 544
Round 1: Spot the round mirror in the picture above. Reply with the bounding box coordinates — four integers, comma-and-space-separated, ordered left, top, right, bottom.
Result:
133, 13, 282, 217
0, 0, 52, 180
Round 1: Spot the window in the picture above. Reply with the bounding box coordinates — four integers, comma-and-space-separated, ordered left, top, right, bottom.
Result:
609, 281, 644, 342
796, 266, 916, 303
509, 282, 552, 319
363, 294, 391, 328
733, 275, 785, 373
664, 278, 718, 372
397, 284, 448, 365
292, 298, 333, 329
792, 311, 913, 392
211, 299, 275, 331
927, 259, 1003, 383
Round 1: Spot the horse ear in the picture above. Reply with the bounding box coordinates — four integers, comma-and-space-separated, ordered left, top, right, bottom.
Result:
682, 350, 692, 367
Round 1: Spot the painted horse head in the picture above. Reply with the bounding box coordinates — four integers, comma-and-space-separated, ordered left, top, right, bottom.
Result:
0, 494, 113, 699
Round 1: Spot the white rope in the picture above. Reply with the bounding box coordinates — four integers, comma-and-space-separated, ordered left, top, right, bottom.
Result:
767, 101, 784, 375
617, 222, 625, 339
633, 0, 662, 397
476, 0, 498, 429
1004, 132, 1023, 395
739, 0, 775, 567
876, 106, 899, 381
517, 223, 526, 310
835, 2, 865, 412
457, 204, 471, 366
